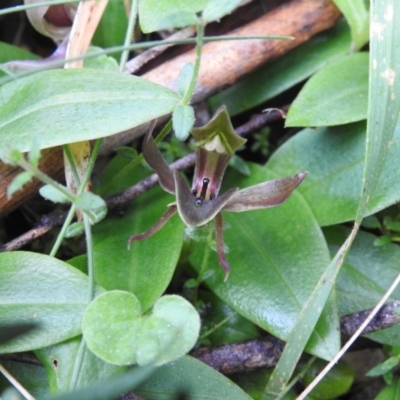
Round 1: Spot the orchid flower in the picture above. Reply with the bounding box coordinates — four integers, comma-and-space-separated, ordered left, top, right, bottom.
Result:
128, 106, 306, 280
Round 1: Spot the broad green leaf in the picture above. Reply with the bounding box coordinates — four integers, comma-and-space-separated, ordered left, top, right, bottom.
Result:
202, 0, 242, 23
190, 164, 340, 360
156, 11, 198, 30
375, 379, 400, 400
209, 21, 351, 116
333, 0, 369, 51
36, 336, 124, 393
138, 0, 208, 33
93, 184, 184, 312
0, 251, 103, 353
39, 184, 70, 203
326, 226, 400, 346
177, 63, 194, 97
286, 52, 369, 127
172, 104, 195, 141
366, 357, 399, 377
83, 291, 200, 366
267, 121, 400, 226
0, 69, 180, 152
115, 146, 137, 160
358, 0, 400, 219
7, 171, 33, 198
0, 360, 49, 399
136, 355, 252, 400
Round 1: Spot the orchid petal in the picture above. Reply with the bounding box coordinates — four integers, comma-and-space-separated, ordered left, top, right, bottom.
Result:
127, 205, 177, 248
223, 172, 307, 212
214, 213, 230, 282
142, 122, 176, 195
174, 170, 238, 228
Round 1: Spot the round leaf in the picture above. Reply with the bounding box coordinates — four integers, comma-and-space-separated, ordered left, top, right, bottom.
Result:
82, 291, 200, 366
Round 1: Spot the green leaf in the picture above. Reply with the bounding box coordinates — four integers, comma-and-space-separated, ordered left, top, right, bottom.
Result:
302, 359, 354, 399
156, 11, 198, 30
0, 41, 39, 77
139, 0, 208, 33
190, 164, 339, 360
115, 146, 138, 160
375, 379, 400, 400
0, 69, 180, 152
64, 222, 85, 238
333, 0, 369, 51
136, 355, 252, 400
326, 226, 400, 346
172, 104, 195, 141
177, 63, 194, 97
286, 52, 369, 127
267, 121, 400, 226
0, 251, 103, 353
82, 47, 119, 70
75, 192, 106, 211
93, 184, 184, 312
366, 357, 399, 377
202, 0, 242, 23
36, 336, 124, 393
39, 184, 70, 203
7, 171, 33, 198
209, 21, 351, 116
82, 291, 200, 366
92, 0, 128, 61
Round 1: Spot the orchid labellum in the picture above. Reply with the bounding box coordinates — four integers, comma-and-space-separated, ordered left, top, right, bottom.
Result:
128, 106, 306, 280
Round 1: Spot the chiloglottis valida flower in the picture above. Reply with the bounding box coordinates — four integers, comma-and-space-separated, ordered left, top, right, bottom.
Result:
128, 106, 307, 281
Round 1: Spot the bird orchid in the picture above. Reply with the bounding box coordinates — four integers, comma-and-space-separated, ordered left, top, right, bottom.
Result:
128, 106, 306, 280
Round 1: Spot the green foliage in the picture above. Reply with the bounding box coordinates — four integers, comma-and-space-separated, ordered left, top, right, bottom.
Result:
2, 0, 400, 398
286, 52, 369, 127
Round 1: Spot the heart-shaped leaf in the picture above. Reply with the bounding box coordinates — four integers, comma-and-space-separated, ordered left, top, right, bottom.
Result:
82, 291, 200, 366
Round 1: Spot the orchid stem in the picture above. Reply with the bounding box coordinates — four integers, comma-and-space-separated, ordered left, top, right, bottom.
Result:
119, 0, 138, 73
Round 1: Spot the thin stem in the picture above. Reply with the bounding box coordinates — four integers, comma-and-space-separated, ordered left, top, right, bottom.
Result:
275, 357, 316, 400
0, 363, 35, 400
197, 226, 213, 283
62, 144, 81, 186
49, 139, 103, 256
69, 338, 87, 391
119, 0, 138, 73
49, 204, 76, 257
181, 20, 205, 105
200, 312, 237, 340
0, 35, 292, 85
0, 0, 81, 16
298, 269, 400, 400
